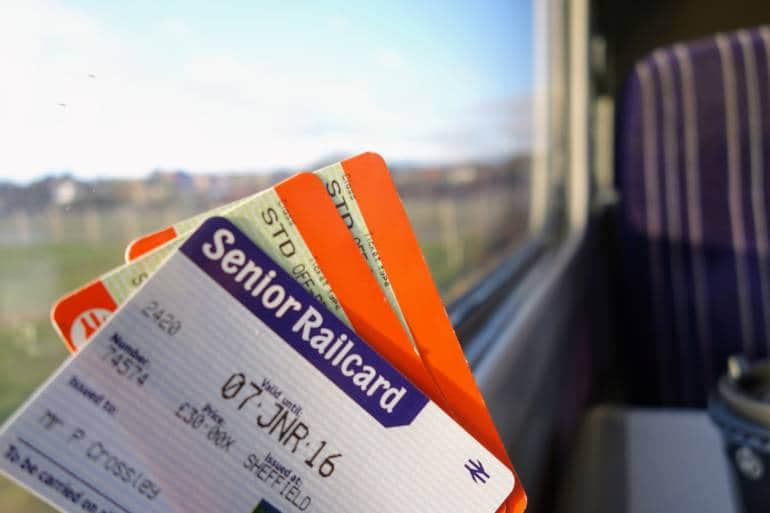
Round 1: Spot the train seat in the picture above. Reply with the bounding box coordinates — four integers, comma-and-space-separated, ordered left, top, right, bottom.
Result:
617, 26, 770, 406
558, 26, 770, 513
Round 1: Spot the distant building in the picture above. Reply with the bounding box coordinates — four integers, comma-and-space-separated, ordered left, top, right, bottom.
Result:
52, 178, 77, 206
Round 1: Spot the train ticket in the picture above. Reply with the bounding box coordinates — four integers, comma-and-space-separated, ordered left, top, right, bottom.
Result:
120, 153, 527, 512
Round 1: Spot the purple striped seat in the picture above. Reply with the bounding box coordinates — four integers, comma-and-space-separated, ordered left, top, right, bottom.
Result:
617, 26, 770, 406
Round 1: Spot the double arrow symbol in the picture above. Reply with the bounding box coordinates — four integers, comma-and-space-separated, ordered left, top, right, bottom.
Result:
465, 458, 490, 484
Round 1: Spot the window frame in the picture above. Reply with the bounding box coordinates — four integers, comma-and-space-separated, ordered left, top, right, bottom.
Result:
451, 0, 590, 353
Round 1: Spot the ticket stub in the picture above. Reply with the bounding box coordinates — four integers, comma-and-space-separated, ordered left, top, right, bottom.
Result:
314, 163, 414, 345
3, 217, 513, 513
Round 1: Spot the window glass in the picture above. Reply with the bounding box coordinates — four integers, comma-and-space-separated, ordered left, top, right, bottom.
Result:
0, 1, 534, 509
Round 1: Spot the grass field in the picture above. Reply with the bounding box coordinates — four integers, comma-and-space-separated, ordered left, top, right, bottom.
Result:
0, 241, 125, 513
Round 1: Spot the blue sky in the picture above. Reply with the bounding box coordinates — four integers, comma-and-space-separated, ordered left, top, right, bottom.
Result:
0, 0, 533, 181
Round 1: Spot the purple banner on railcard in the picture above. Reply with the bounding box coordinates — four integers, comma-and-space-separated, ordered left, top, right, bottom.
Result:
180, 216, 428, 428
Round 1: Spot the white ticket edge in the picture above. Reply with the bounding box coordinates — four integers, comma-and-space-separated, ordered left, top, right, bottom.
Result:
2, 217, 513, 513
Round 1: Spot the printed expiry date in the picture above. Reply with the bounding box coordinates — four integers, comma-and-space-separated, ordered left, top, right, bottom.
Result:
221, 372, 341, 478
174, 373, 343, 479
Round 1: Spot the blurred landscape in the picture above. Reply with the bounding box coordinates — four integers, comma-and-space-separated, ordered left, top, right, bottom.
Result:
0, 157, 529, 512
0, 156, 530, 298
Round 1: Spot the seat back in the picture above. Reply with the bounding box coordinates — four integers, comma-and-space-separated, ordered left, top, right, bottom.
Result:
617, 26, 770, 405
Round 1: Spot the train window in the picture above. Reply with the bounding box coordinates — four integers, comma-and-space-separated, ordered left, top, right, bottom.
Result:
0, 1, 540, 510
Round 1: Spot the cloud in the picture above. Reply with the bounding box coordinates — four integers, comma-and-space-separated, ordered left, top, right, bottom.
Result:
326, 15, 350, 31
377, 49, 405, 70
418, 94, 533, 161
158, 18, 192, 40
0, 0, 530, 182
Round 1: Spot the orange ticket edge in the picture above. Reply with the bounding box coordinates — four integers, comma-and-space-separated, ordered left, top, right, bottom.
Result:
125, 226, 177, 262
342, 152, 526, 512
51, 280, 117, 353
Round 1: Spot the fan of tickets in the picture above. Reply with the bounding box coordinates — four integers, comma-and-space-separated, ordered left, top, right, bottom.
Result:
0, 153, 526, 513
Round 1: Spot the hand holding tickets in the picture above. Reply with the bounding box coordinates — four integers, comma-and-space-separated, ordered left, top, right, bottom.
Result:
2, 153, 526, 512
